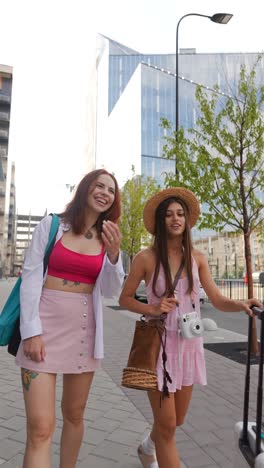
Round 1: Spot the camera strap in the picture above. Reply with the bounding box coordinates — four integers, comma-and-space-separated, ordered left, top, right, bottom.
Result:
171, 257, 185, 293
173, 257, 196, 370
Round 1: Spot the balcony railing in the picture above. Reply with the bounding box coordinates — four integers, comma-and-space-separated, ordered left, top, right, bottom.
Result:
204, 279, 264, 303
0, 130, 8, 139
0, 94, 11, 104
0, 112, 9, 121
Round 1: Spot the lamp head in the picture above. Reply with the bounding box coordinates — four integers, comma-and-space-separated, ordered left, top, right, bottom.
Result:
210, 13, 233, 24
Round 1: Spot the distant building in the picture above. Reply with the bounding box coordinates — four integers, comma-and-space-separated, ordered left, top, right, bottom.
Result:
193, 232, 264, 278
0, 64, 13, 277
86, 36, 264, 243
14, 214, 45, 275
6, 162, 16, 276
88, 34, 264, 189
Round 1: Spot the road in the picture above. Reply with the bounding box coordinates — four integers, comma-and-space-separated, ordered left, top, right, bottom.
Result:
1, 278, 262, 338
0, 277, 17, 310
201, 301, 262, 338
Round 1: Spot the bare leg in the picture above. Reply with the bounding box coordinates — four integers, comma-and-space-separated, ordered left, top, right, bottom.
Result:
148, 386, 193, 468
148, 391, 179, 468
22, 369, 56, 468
60, 372, 94, 468
174, 385, 193, 427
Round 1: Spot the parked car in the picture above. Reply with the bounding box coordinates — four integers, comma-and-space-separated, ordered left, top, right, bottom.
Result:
252, 271, 264, 284
134, 280, 148, 303
199, 284, 206, 304
134, 280, 206, 304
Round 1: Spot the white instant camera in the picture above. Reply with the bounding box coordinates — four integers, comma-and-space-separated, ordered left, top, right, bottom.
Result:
178, 312, 204, 339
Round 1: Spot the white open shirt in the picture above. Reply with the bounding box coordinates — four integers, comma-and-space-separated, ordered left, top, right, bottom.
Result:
20, 215, 124, 359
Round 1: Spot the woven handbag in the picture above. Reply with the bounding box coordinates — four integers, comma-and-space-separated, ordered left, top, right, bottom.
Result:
122, 259, 184, 394
122, 316, 165, 391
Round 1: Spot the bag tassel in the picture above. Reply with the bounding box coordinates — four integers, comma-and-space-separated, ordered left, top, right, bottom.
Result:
157, 325, 172, 403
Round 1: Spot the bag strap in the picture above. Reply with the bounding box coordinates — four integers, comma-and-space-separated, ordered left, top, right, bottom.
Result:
43, 214, 60, 273
159, 256, 185, 400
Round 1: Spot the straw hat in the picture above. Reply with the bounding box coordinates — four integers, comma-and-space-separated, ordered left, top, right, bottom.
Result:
143, 187, 200, 234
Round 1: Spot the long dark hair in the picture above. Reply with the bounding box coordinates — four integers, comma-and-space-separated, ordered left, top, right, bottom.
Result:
152, 197, 193, 296
59, 169, 121, 237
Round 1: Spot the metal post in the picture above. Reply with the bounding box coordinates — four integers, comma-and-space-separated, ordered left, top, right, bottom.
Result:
174, 12, 233, 176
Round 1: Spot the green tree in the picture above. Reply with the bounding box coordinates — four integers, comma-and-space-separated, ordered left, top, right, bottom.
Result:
120, 166, 159, 268
162, 60, 264, 353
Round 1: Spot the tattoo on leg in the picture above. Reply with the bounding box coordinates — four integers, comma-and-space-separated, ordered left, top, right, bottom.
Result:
21, 368, 39, 391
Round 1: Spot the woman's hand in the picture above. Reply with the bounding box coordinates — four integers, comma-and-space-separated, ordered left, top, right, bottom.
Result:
23, 336, 46, 363
102, 220, 121, 264
239, 298, 263, 317
149, 297, 179, 318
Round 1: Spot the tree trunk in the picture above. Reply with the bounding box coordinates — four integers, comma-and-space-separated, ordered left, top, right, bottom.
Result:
244, 231, 259, 355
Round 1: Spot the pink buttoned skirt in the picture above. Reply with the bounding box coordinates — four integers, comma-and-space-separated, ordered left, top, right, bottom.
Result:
15, 288, 101, 374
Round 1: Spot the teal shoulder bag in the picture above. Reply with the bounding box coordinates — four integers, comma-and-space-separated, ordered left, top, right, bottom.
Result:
0, 214, 60, 355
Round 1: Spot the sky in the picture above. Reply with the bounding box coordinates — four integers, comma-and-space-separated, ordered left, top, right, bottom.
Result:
0, 0, 264, 214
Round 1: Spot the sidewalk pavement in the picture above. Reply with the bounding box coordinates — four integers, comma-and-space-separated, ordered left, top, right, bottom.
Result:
0, 293, 262, 467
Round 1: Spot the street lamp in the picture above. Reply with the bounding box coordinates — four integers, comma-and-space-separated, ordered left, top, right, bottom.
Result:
175, 12, 233, 175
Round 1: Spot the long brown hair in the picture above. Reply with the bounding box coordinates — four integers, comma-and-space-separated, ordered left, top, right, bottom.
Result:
59, 169, 121, 237
152, 197, 194, 296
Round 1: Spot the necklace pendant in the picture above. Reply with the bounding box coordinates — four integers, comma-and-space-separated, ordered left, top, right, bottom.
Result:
84, 230, 93, 240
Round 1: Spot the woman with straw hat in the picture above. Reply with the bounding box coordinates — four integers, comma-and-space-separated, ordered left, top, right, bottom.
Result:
119, 187, 262, 468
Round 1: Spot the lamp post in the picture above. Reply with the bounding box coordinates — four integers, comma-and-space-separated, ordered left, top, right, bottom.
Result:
175, 12, 233, 175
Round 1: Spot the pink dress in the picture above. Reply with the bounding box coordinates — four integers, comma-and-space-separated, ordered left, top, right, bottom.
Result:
146, 258, 207, 392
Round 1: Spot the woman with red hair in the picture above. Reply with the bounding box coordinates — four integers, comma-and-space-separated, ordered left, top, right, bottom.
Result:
16, 169, 124, 468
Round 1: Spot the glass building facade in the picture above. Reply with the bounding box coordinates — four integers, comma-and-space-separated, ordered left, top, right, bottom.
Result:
91, 34, 264, 189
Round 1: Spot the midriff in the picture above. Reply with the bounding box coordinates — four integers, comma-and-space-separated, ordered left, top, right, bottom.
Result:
44, 275, 95, 294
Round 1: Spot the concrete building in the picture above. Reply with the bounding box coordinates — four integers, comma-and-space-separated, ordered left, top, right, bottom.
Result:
14, 214, 44, 275
193, 232, 264, 278
0, 64, 13, 277
6, 162, 16, 276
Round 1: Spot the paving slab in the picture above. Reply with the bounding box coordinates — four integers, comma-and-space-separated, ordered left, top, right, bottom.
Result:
0, 281, 262, 467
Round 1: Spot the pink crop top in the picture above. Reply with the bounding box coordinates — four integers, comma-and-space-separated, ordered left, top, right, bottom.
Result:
47, 238, 105, 284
